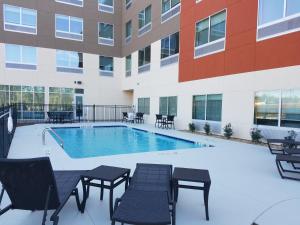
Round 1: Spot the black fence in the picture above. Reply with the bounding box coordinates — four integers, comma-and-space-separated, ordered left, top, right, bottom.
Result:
0, 105, 17, 158
15, 104, 133, 124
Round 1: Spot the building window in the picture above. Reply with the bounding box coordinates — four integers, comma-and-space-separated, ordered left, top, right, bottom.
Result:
125, 0, 132, 9
193, 94, 222, 122
55, 0, 84, 7
161, 0, 181, 23
56, 50, 83, 73
126, 55, 132, 77
49, 87, 74, 111
99, 56, 113, 76
162, 0, 180, 14
98, 0, 114, 13
138, 5, 152, 36
125, 20, 132, 44
159, 96, 177, 116
257, 0, 300, 40
138, 98, 150, 115
161, 32, 179, 57
0, 85, 10, 106
138, 46, 151, 73
98, 23, 114, 46
194, 10, 226, 58
5, 44, 37, 70
254, 89, 300, 128
3, 4, 37, 34
55, 14, 83, 41
1, 85, 45, 119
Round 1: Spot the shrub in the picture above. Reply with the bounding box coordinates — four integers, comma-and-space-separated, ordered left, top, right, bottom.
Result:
285, 130, 297, 141
204, 123, 211, 135
223, 123, 233, 139
189, 123, 196, 133
250, 128, 263, 143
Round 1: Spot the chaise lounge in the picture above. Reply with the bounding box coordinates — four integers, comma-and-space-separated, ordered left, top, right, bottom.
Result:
276, 154, 300, 181
0, 157, 86, 225
111, 163, 176, 225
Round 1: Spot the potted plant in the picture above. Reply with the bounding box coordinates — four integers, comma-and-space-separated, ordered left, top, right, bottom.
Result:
189, 123, 196, 133
224, 123, 233, 139
204, 123, 211, 135
250, 128, 263, 143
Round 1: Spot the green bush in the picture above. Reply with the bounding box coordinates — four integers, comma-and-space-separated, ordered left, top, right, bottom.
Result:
204, 123, 211, 135
250, 128, 263, 143
189, 123, 196, 133
223, 123, 233, 139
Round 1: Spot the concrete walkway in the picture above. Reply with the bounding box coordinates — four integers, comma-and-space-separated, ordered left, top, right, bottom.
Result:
1, 122, 299, 225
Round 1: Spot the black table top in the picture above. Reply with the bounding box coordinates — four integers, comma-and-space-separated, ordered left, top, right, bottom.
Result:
173, 167, 211, 183
82, 165, 130, 182
112, 190, 171, 225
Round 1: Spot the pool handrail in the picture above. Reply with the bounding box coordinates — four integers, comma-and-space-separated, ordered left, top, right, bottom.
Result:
42, 128, 64, 148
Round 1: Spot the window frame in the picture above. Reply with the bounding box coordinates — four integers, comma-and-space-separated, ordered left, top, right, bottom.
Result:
138, 45, 151, 68
99, 55, 114, 72
138, 5, 152, 29
194, 9, 227, 58
3, 4, 37, 35
138, 97, 150, 115
257, 0, 300, 41
98, 0, 114, 14
161, 0, 181, 23
55, 14, 84, 41
56, 50, 83, 71
192, 94, 223, 122
98, 22, 114, 46
161, 32, 180, 59
5, 44, 37, 70
125, 55, 132, 77
159, 96, 178, 116
55, 0, 84, 7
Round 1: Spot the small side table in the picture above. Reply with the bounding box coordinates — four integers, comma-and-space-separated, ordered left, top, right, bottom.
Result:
82, 165, 130, 219
173, 167, 211, 220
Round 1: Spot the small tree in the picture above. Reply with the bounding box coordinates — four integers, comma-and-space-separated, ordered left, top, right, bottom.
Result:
223, 123, 233, 139
204, 123, 211, 135
250, 128, 263, 143
189, 123, 196, 133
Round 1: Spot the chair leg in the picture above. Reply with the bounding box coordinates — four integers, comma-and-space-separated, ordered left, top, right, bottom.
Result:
0, 188, 4, 207
73, 188, 82, 212
42, 186, 52, 225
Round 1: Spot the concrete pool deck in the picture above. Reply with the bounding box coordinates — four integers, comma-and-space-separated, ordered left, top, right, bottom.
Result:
1, 122, 300, 225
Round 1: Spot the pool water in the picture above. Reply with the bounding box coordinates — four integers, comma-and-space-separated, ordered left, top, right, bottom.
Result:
51, 126, 205, 158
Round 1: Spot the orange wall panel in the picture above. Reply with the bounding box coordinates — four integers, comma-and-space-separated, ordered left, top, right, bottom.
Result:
179, 0, 300, 82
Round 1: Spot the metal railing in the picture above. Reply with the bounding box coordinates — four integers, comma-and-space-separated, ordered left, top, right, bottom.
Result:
42, 128, 64, 148
0, 105, 17, 158
14, 104, 133, 124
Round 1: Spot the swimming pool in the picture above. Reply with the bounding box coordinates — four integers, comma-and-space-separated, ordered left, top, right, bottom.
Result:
50, 126, 205, 158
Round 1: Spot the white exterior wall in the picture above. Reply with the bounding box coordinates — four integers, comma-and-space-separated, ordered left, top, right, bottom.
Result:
0, 43, 132, 106
121, 39, 300, 140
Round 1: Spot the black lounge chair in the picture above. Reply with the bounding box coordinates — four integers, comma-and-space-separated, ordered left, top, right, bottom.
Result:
155, 114, 163, 127
112, 163, 176, 225
276, 155, 300, 181
0, 157, 86, 225
267, 139, 300, 155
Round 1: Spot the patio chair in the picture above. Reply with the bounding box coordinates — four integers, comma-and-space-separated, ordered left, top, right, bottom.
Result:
267, 139, 300, 155
111, 163, 176, 225
122, 112, 128, 122
135, 112, 144, 124
166, 115, 175, 129
276, 155, 300, 181
0, 157, 87, 225
155, 114, 163, 127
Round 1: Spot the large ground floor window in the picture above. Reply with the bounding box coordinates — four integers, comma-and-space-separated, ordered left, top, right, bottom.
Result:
137, 97, 150, 115
49, 87, 74, 111
192, 94, 222, 122
159, 96, 177, 116
255, 89, 300, 128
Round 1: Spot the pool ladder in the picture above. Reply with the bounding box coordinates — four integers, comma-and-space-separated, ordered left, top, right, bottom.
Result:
42, 128, 64, 148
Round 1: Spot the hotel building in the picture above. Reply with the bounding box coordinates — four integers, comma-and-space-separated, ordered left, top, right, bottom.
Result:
0, 0, 300, 139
